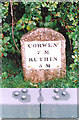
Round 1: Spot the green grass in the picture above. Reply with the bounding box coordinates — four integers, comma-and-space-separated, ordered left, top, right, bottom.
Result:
1, 55, 78, 88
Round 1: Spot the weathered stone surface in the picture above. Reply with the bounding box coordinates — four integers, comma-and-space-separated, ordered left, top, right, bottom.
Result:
20, 28, 66, 83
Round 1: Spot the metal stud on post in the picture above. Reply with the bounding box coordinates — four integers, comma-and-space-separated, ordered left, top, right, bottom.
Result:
21, 95, 26, 100
62, 91, 67, 96
55, 95, 60, 100
22, 89, 28, 93
14, 91, 19, 96
54, 88, 59, 93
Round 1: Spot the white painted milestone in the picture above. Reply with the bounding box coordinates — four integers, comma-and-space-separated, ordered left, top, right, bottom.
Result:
25, 41, 61, 69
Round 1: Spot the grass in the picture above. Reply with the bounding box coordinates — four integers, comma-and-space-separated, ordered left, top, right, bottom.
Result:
1, 54, 78, 88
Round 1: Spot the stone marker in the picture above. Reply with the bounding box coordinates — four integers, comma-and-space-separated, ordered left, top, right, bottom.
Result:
20, 28, 66, 83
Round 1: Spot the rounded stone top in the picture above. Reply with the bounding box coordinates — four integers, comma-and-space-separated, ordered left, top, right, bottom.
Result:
20, 28, 65, 43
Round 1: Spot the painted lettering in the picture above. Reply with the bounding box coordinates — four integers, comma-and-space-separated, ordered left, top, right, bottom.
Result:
44, 50, 49, 54
46, 64, 50, 68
